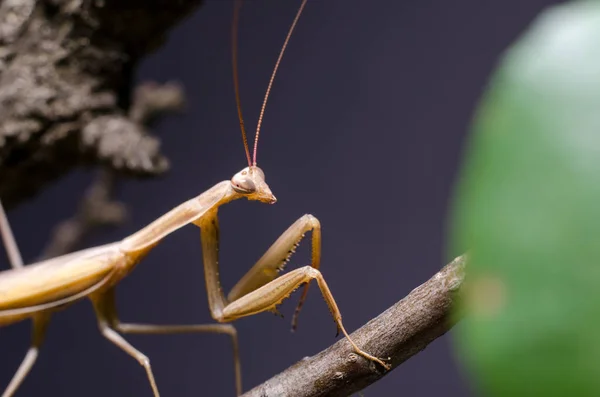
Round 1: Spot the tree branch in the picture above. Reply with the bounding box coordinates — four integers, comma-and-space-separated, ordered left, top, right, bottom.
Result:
0, 0, 200, 209
241, 255, 466, 397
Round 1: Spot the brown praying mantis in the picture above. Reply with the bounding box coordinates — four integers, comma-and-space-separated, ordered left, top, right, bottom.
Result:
0, 0, 390, 396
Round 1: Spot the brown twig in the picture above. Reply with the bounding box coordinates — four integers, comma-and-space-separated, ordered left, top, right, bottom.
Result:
241, 255, 466, 397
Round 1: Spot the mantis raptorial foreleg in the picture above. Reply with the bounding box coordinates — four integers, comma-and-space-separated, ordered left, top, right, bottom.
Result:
91, 288, 243, 396
227, 214, 321, 322
200, 212, 390, 369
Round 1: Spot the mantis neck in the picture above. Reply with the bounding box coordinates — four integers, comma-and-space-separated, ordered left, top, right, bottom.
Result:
119, 181, 237, 256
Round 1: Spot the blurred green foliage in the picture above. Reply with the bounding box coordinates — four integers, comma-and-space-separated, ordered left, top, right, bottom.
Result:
449, 2, 600, 396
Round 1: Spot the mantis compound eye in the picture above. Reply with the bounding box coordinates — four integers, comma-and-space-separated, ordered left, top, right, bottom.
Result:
231, 174, 256, 194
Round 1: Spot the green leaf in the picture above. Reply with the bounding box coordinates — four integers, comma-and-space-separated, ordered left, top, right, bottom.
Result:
449, 2, 600, 396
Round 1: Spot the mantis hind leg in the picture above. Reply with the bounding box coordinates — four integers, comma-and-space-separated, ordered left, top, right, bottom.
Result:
2, 313, 50, 397
92, 289, 243, 396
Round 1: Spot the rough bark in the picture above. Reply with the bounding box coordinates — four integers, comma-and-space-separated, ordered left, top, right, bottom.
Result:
241, 255, 466, 397
0, 0, 201, 209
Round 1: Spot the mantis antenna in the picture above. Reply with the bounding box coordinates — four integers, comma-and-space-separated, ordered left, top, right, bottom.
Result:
232, 0, 252, 167
231, 0, 309, 166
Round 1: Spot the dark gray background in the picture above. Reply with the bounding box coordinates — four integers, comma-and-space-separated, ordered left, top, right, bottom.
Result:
0, 0, 562, 396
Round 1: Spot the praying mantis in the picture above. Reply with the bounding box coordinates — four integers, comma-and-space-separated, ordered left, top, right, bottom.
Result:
0, 0, 389, 396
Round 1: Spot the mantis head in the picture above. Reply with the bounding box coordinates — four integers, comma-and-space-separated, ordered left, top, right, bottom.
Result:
231, 166, 276, 204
